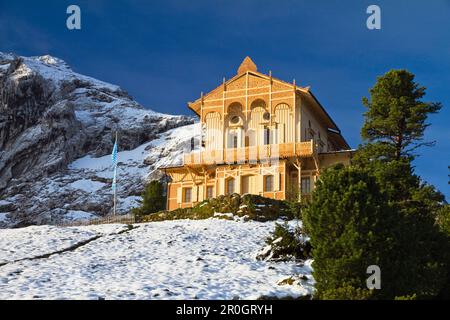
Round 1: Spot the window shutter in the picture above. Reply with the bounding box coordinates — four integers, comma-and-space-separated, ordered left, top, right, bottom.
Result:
176, 187, 182, 203
192, 186, 198, 202
274, 173, 280, 191
198, 185, 204, 201
237, 128, 243, 148
258, 175, 264, 194
279, 124, 285, 144
218, 178, 225, 196
249, 175, 254, 194
235, 176, 241, 194
259, 125, 265, 145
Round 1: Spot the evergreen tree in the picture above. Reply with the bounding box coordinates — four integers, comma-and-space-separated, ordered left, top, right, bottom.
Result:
304, 70, 449, 299
141, 180, 166, 214
304, 165, 449, 299
356, 69, 444, 208
303, 165, 396, 299
361, 69, 441, 161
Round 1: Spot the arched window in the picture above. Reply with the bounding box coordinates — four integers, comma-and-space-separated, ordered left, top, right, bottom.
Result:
249, 100, 268, 146
250, 99, 267, 110
228, 102, 243, 114
227, 102, 244, 128
275, 103, 291, 143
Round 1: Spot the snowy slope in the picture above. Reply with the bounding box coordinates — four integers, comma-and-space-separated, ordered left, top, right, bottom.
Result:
0, 219, 314, 300
0, 224, 129, 264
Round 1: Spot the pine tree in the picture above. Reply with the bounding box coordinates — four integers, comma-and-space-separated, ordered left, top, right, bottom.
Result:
348, 70, 449, 299
361, 69, 441, 161
304, 70, 449, 299
355, 70, 445, 208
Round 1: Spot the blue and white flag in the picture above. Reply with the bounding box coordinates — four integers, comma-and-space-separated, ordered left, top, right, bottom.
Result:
111, 137, 118, 191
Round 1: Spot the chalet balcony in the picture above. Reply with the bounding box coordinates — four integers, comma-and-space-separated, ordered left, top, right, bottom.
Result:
183, 140, 315, 166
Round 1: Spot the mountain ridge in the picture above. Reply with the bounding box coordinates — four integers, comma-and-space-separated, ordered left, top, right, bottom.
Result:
0, 52, 195, 227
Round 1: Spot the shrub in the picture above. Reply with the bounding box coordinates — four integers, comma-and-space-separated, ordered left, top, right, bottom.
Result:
258, 222, 311, 261
304, 164, 450, 299
303, 165, 397, 299
139, 194, 295, 222
320, 284, 374, 300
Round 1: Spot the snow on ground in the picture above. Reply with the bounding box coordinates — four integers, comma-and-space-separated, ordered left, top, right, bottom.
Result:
0, 219, 313, 300
65, 210, 96, 221
0, 224, 128, 264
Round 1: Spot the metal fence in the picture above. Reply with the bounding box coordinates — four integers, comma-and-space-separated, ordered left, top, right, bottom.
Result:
56, 214, 136, 227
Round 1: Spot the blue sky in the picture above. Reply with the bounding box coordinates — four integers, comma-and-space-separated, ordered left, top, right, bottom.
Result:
1, 0, 449, 199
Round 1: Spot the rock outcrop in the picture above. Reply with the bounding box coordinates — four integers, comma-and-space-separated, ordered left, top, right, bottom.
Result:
0, 52, 194, 227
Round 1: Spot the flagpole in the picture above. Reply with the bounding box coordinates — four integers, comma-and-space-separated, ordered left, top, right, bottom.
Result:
113, 131, 118, 216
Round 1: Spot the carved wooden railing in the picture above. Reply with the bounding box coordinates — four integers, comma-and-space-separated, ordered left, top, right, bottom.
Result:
183, 140, 314, 166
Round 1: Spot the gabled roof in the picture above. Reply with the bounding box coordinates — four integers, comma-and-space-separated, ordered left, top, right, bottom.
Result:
188, 66, 308, 114
187, 57, 350, 149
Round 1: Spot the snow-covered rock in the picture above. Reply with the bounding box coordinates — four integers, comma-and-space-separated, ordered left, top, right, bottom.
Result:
0, 52, 194, 227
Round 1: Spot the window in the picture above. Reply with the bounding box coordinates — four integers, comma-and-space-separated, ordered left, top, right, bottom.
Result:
230, 115, 240, 124
228, 131, 238, 149
183, 187, 192, 203
226, 178, 235, 195
207, 186, 214, 199
264, 175, 274, 192
241, 176, 250, 194
301, 177, 311, 195
278, 123, 285, 143
264, 127, 270, 145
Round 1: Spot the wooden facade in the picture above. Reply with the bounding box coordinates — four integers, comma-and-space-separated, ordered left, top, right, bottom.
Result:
163, 57, 353, 210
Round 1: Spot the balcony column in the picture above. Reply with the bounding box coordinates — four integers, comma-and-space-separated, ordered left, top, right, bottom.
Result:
293, 158, 302, 203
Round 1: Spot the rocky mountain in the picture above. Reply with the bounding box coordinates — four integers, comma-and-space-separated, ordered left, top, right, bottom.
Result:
0, 52, 195, 228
